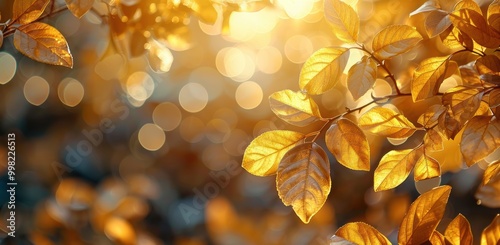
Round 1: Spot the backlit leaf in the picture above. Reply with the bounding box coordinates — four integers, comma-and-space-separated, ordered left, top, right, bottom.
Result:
269, 90, 322, 127
430, 231, 446, 245
454, 0, 482, 13
442, 86, 484, 126
444, 214, 473, 245
299, 47, 350, 95
480, 214, 500, 245
488, 0, 500, 33
12, 0, 50, 24
13, 22, 73, 68
412, 56, 451, 102
398, 185, 452, 245
324, 0, 359, 43
441, 26, 474, 50
425, 10, 452, 38
359, 107, 417, 139
489, 89, 500, 118
410, 1, 440, 17
372, 25, 423, 60
449, 8, 500, 48
326, 118, 370, 171
65, 0, 94, 18
459, 64, 482, 86
438, 107, 462, 139
480, 73, 500, 85
347, 56, 377, 100
475, 55, 500, 75
374, 147, 423, 192
242, 130, 305, 176
335, 222, 391, 245
460, 116, 500, 166
414, 154, 441, 181
418, 104, 447, 128
424, 128, 444, 152
277, 142, 331, 223
481, 161, 500, 186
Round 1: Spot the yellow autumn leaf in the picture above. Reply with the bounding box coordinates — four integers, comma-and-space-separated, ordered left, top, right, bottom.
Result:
347, 56, 377, 100
359, 107, 417, 139
299, 47, 350, 95
481, 161, 500, 186
65, 0, 94, 18
12, 0, 50, 25
399, 185, 452, 245
426, 10, 452, 38
459, 65, 482, 86
449, 8, 500, 49
269, 90, 322, 127
488, 0, 500, 33
438, 107, 462, 140
424, 128, 444, 152
325, 118, 370, 171
491, 89, 500, 118
324, 0, 359, 43
454, 0, 482, 13
412, 56, 451, 102
242, 130, 305, 176
410, 1, 439, 17
441, 26, 474, 50
334, 222, 391, 245
442, 86, 484, 126
481, 73, 500, 85
430, 231, 446, 245
371, 25, 423, 60
481, 214, 500, 245
444, 214, 473, 245
460, 116, 500, 166
418, 104, 447, 128
277, 142, 331, 224
475, 55, 500, 75
374, 147, 423, 192
414, 154, 441, 181
13, 22, 73, 68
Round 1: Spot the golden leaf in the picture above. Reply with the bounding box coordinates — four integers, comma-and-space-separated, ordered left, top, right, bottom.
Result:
347, 56, 377, 100
475, 55, 500, 75
324, 0, 359, 43
426, 10, 452, 38
334, 222, 391, 245
488, 0, 500, 33
442, 86, 484, 126
186, 0, 217, 24
325, 118, 370, 171
480, 73, 500, 85
374, 147, 423, 192
371, 25, 423, 60
412, 56, 450, 102
398, 185, 452, 245
13, 22, 73, 68
359, 107, 417, 139
269, 90, 322, 127
481, 161, 500, 186
444, 214, 473, 245
65, 0, 94, 18
454, 0, 482, 13
489, 89, 500, 118
459, 64, 482, 86
430, 231, 447, 245
414, 154, 441, 181
449, 8, 500, 49
481, 214, 500, 245
424, 128, 444, 152
299, 47, 350, 95
438, 107, 462, 140
277, 142, 331, 224
12, 0, 50, 25
242, 130, 305, 176
410, 1, 440, 17
441, 26, 474, 50
460, 116, 500, 166
476, 174, 500, 208
418, 104, 447, 128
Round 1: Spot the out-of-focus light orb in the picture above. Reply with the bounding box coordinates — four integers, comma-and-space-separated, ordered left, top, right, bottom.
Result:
388, 137, 408, 146
373, 79, 392, 97
216, 47, 256, 82
0, 52, 16, 85
277, 0, 314, 19
235, 81, 263, 110
179, 116, 205, 143
58, 77, 84, 107
179, 83, 209, 113
199, 5, 223, 35
256, 46, 282, 74
104, 217, 137, 244
24, 76, 50, 106
152, 102, 182, 131
126, 71, 155, 102
138, 123, 166, 151
56, 12, 80, 37
284, 35, 313, 64
146, 39, 174, 73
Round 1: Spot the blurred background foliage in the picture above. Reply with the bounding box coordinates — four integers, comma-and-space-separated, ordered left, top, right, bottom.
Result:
0, 0, 498, 244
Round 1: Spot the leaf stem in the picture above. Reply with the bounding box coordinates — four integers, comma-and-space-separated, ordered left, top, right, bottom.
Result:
3, 5, 68, 38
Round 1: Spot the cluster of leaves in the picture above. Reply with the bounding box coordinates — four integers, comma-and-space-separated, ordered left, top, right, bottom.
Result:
0, 0, 270, 69
242, 0, 500, 240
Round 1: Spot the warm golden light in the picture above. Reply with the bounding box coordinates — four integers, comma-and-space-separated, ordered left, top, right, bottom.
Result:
0, 52, 16, 85
256, 46, 283, 74
179, 83, 209, 113
24, 76, 50, 106
138, 123, 166, 151
152, 102, 182, 131
126, 71, 155, 103
58, 77, 84, 107
179, 116, 205, 143
284, 35, 313, 64
235, 81, 263, 110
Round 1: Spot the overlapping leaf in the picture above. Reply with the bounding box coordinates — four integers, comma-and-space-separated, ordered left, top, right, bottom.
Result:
65, 0, 94, 18
442, 86, 484, 125
359, 107, 417, 138
414, 154, 440, 181
299, 47, 350, 95
460, 116, 500, 166
412, 56, 451, 102
334, 222, 391, 245
425, 10, 452, 38
488, 0, 500, 33
242, 130, 305, 176
398, 185, 451, 245
277, 142, 331, 223
438, 107, 462, 139
269, 90, 322, 127
324, 0, 359, 43
374, 147, 423, 191
490, 89, 500, 118
13, 22, 73, 68
481, 161, 500, 186
475, 55, 500, 75
326, 118, 370, 171
424, 128, 444, 152
418, 104, 446, 128
430, 231, 446, 245
454, 0, 482, 13
371, 25, 423, 60
459, 64, 482, 86
481, 214, 500, 245
12, 0, 50, 24
444, 214, 473, 245
449, 8, 500, 48
441, 26, 474, 50
347, 56, 377, 100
